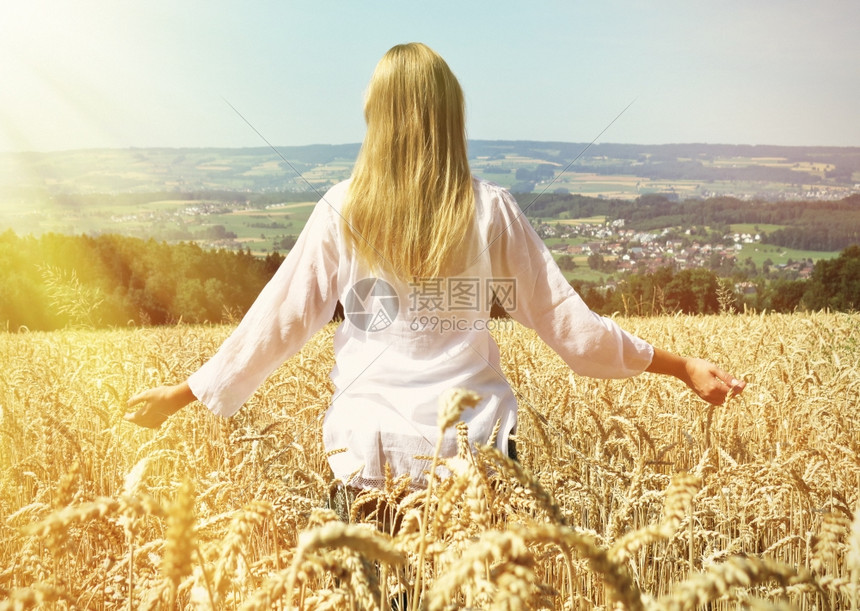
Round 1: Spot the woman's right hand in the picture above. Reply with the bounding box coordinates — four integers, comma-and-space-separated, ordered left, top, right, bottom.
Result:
682, 357, 746, 406
125, 381, 195, 429
646, 348, 745, 406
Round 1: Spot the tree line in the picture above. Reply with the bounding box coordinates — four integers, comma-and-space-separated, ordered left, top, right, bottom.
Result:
0, 230, 282, 330
576, 245, 860, 317
0, 231, 857, 332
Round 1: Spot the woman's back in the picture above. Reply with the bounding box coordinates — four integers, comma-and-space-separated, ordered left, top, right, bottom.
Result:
326, 176, 517, 488
224, 173, 649, 488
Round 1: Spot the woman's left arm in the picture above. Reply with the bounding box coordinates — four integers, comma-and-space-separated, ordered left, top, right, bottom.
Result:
125, 185, 343, 428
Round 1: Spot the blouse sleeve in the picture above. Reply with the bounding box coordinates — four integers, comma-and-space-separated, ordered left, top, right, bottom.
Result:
488, 187, 653, 378
187, 195, 340, 416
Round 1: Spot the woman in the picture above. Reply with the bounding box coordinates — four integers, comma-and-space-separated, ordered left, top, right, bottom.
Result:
126, 43, 745, 489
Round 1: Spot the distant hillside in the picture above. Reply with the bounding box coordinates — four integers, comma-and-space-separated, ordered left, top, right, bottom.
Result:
0, 144, 361, 197
2, 141, 858, 201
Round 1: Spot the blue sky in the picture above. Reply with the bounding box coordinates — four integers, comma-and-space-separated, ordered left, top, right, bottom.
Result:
1, 0, 858, 152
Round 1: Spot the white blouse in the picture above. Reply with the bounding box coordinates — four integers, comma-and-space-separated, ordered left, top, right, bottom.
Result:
188, 177, 654, 488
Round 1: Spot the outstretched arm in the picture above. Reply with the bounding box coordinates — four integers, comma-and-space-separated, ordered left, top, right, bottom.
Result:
125, 381, 196, 429
486, 187, 746, 404
124, 190, 341, 427
646, 347, 746, 405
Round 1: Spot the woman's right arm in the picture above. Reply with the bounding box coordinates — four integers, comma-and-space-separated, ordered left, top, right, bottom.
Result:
487, 186, 653, 378
487, 185, 745, 400
646, 347, 746, 405
125, 381, 196, 429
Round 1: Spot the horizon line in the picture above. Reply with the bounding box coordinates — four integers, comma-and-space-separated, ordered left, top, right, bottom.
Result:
3, 139, 860, 155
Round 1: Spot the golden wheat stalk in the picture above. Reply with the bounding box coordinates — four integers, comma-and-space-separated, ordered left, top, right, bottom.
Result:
162, 478, 197, 606
244, 521, 404, 610
657, 555, 826, 611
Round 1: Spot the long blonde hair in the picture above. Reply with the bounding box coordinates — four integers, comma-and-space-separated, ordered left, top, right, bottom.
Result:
342, 42, 475, 280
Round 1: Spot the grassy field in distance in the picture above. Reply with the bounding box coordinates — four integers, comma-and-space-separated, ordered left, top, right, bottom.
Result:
737, 242, 841, 267
728, 223, 786, 235
554, 215, 607, 225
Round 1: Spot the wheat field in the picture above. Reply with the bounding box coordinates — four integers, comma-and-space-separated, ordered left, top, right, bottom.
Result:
1, 312, 858, 610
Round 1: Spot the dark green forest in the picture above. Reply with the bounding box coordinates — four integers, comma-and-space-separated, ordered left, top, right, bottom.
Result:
1, 230, 858, 331
0, 231, 283, 330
